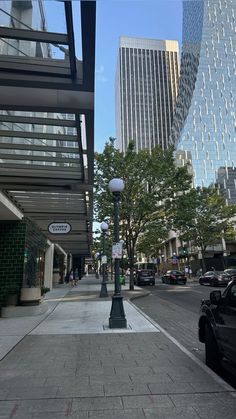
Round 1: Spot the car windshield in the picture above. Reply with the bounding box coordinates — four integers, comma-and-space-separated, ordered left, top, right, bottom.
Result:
172, 270, 183, 275
135, 263, 154, 270
204, 271, 215, 275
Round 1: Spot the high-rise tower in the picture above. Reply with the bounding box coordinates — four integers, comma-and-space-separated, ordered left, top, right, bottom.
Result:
170, 0, 236, 203
116, 36, 179, 153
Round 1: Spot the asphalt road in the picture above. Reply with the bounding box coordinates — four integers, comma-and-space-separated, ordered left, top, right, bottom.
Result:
133, 277, 236, 389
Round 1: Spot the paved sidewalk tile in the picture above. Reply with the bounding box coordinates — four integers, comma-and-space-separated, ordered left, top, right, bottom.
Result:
144, 406, 200, 419
1, 276, 236, 419
88, 408, 146, 419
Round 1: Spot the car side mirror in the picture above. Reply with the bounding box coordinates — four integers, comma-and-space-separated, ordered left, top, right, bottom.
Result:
210, 290, 222, 305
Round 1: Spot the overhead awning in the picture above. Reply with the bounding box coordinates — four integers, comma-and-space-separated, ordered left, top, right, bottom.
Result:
0, 0, 96, 256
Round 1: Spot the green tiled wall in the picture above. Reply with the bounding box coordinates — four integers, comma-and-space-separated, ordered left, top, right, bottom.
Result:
0, 221, 26, 307
0, 219, 47, 308
24, 219, 47, 288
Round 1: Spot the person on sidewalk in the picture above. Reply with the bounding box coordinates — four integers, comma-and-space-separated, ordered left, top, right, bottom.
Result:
69, 269, 74, 286
74, 268, 79, 286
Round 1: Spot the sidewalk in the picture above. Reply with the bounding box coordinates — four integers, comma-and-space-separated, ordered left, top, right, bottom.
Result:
0, 275, 236, 418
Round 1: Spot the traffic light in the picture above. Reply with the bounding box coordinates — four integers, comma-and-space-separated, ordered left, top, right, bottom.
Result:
179, 247, 188, 257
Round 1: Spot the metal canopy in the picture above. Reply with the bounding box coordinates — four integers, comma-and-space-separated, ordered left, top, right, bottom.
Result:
0, 1, 96, 256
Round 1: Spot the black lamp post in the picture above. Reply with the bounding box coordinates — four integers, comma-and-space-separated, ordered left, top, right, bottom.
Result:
108, 178, 127, 329
119, 239, 125, 276
95, 252, 100, 279
99, 221, 109, 298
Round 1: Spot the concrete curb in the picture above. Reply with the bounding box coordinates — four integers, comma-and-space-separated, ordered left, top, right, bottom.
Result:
129, 290, 151, 301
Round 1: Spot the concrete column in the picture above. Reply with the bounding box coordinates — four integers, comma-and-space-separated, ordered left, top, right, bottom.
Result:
163, 246, 167, 260
67, 253, 72, 273
176, 236, 181, 255
44, 243, 54, 290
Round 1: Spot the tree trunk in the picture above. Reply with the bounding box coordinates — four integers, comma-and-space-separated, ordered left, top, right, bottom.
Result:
129, 250, 135, 291
201, 248, 207, 273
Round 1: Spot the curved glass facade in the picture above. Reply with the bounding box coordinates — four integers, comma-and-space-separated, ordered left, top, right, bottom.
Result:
171, 0, 236, 203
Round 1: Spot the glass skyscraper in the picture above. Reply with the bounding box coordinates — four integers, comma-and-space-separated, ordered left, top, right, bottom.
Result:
116, 36, 179, 152
170, 0, 236, 203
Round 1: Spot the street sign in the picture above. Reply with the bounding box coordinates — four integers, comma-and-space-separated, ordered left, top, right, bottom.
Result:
112, 242, 122, 259
48, 222, 71, 234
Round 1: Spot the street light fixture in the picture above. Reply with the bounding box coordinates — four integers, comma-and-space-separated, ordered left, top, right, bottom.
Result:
99, 221, 109, 298
108, 178, 127, 329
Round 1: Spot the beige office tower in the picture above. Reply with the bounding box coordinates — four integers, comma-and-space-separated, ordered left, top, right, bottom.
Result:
116, 36, 179, 153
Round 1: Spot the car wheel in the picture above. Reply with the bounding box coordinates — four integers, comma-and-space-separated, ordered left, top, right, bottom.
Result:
183, 280, 186, 285
210, 279, 216, 287
205, 323, 222, 371
162, 278, 165, 283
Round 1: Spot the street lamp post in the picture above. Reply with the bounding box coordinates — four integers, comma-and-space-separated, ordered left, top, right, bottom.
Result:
108, 178, 127, 329
95, 252, 100, 279
119, 239, 125, 276
99, 221, 109, 298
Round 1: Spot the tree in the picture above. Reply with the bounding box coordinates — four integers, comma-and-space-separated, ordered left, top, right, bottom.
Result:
172, 186, 236, 272
136, 220, 169, 263
94, 140, 191, 290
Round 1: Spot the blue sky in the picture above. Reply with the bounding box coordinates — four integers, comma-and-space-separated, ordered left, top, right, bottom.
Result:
45, 0, 183, 152
95, 0, 183, 152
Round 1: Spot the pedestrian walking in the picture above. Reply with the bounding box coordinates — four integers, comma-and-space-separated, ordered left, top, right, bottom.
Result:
74, 268, 79, 286
69, 269, 74, 286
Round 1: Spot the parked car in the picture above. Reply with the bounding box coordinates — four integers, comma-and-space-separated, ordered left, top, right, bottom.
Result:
134, 263, 155, 286
162, 270, 187, 285
223, 268, 236, 281
199, 271, 231, 287
198, 279, 236, 370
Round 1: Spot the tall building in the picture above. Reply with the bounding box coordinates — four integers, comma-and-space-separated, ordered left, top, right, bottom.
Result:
116, 36, 179, 152
170, 0, 236, 203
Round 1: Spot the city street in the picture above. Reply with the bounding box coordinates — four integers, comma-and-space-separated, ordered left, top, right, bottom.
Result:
133, 278, 236, 389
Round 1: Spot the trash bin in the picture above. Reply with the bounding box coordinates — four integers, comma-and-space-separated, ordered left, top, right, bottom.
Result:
118, 275, 125, 285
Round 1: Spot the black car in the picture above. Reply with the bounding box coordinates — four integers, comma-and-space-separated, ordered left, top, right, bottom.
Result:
199, 271, 231, 287
162, 270, 187, 285
134, 263, 155, 286
198, 279, 236, 370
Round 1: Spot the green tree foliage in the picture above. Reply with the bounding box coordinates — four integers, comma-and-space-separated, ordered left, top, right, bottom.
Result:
172, 186, 236, 271
94, 140, 191, 289
136, 220, 168, 259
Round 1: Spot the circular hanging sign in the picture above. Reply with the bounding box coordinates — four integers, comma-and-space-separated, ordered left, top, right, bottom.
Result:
48, 222, 71, 234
